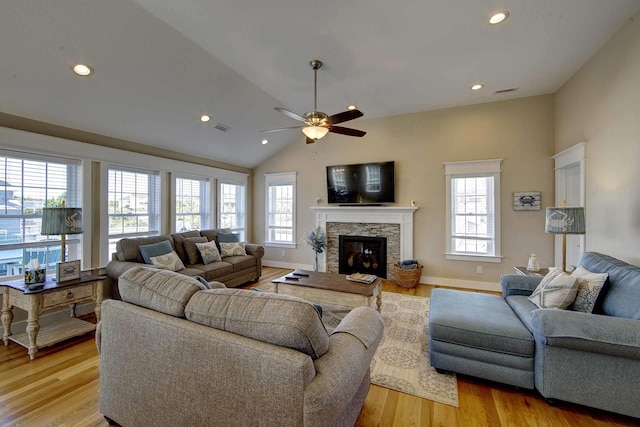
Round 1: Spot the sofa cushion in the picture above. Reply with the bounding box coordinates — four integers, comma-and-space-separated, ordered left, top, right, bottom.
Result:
117, 235, 174, 263
224, 255, 256, 272
183, 236, 208, 264
185, 288, 329, 359
217, 232, 240, 243
528, 272, 578, 309
569, 266, 608, 313
195, 240, 223, 264
170, 230, 202, 262
190, 262, 234, 281
220, 241, 247, 258
118, 266, 206, 317
150, 251, 186, 272
506, 295, 538, 333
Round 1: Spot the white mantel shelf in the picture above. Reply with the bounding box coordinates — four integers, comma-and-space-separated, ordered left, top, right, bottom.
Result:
312, 206, 418, 270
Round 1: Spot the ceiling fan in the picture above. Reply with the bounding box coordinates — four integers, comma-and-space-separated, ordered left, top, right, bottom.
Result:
262, 60, 366, 144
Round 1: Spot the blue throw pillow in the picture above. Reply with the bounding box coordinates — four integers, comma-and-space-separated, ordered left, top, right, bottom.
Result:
139, 240, 173, 264
195, 276, 212, 289
217, 233, 240, 243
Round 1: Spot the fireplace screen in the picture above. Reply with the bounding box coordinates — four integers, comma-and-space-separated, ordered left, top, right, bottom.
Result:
339, 235, 387, 278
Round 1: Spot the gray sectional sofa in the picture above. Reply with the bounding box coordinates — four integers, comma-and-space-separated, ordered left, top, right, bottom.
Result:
429, 252, 640, 418
97, 267, 384, 426
106, 228, 264, 297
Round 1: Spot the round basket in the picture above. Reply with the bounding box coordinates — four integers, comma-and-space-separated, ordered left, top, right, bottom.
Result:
393, 261, 423, 288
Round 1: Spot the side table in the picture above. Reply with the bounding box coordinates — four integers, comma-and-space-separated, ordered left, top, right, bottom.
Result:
1, 274, 105, 360
513, 266, 550, 277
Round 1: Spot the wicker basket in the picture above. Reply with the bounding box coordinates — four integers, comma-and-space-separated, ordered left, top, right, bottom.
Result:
393, 261, 423, 288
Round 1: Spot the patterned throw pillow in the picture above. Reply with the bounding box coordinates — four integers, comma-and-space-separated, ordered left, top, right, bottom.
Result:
569, 266, 609, 313
149, 251, 185, 272
220, 241, 247, 258
195, 241, 222, 264
528, 272, 578, 309
139, 240, 173, 264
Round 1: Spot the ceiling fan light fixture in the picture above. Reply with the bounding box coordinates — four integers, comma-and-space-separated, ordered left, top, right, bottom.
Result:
302, 126, 329, 140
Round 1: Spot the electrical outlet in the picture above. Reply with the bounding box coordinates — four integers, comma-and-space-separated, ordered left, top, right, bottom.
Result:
281, 250, 286, 257
476, 265, 483, 274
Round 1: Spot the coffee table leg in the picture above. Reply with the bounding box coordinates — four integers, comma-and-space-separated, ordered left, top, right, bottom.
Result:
376, 284, 382, 312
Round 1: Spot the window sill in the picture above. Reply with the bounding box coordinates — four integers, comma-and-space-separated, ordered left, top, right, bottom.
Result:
265, 242, 297, 249
445, 253, 503, 263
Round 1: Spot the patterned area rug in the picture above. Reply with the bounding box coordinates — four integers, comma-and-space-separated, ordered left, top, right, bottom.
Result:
321, 292, 459, 407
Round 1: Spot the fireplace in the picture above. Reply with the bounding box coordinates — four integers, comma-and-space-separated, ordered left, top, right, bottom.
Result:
339, 235, 387, 278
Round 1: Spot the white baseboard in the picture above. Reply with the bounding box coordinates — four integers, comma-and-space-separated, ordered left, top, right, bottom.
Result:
420, 275, 501, 292
3, 302, 96, 335
263, 260, 312, 270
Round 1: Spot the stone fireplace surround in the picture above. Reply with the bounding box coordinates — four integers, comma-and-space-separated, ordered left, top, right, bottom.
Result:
312, 206, 417, 280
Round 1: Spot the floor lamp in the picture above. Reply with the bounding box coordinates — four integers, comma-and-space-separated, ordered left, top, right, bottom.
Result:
545, 205, 585, 272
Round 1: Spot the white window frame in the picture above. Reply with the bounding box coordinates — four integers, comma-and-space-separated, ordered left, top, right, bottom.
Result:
264, 172, 297, 248
173, 173, 212, 232
444, 159, 502, 263
218, 180, 246, 241
0, 150, 83, 278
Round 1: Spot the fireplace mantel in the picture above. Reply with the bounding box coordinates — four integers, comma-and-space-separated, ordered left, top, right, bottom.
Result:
312, 206, 417, 272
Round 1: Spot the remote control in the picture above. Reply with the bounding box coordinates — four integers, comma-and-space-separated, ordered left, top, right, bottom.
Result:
292, 272, 309, 277
285, 276, 299, 280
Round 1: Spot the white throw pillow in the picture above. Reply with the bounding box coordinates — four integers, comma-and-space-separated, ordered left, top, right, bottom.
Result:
569, 266, 608, 313
220, 241, 247, 258
528, 271, 579, 309
195, 240, 222, 264
150, 251, 185, 272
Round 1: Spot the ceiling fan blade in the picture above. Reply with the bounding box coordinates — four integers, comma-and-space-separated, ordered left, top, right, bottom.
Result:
328, 109, 364, 125
306, 137, 315, 144
260, 126, 303, 133
329, 126, 366, 137
275, 107, 307, 122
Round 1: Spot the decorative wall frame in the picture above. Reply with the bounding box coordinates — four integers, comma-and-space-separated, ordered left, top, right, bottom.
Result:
57, 260, 81, 282
513, 191, 541, 211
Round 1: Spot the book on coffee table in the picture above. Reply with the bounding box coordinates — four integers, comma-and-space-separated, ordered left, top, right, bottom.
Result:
346, 273, 378, 284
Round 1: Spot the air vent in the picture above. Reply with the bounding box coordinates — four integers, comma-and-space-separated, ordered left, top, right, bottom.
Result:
214, 123, 231, 133
494, 88, 518, 94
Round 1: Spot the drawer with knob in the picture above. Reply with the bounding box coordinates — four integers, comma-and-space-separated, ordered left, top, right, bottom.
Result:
40, 285, 95, 310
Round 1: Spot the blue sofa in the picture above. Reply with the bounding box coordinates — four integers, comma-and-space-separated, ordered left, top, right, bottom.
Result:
429, 252, 640, 418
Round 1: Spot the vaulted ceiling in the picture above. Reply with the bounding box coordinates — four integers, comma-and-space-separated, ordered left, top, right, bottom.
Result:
2, 1, 639, 168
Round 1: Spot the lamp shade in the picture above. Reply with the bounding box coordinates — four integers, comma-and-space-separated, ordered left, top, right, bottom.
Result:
41, 207, 83, 235
545, 207, 585, 234
302, 126, 329, 140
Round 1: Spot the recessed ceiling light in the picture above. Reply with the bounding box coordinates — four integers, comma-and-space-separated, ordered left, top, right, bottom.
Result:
470, 84, 484, 91
200, 115, 211, 123
489, 11, 509, 24
261, 139, 268, 145
72, 64, 93, 76
347, 105, 357, 110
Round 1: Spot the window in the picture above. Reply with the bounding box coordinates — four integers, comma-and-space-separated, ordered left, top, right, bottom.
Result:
265, 172, 296, 247
108, 166, 160, 255
444, 159, 502, 262
175, 175, 210, 232
218, 181, 246, 240
0, 151, 82, 277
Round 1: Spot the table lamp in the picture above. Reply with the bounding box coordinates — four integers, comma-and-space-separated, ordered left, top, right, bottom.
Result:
545, 205, 585, 272
41, 203, 83, 263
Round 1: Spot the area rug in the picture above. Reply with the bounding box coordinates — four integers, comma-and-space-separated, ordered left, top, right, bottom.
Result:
319, 292, 459, 407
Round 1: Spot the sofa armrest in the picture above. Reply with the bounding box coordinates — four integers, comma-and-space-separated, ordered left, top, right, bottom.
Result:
245, 243, 264, 259
500, 274, 542, 298
531, 309, 640, 360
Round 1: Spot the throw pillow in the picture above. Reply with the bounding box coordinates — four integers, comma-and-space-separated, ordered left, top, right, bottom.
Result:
195, 240, 222, 264
149, 251, 185, 272
183, 236, 208, 265
570, 266, 609, 313
220, 241, 247, 258
217, 232, 240, 243
139, 240, 173, 264
528, 273, 579, 309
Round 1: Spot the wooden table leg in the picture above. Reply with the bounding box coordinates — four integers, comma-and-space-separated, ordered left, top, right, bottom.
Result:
376, 283, 382, 312
26, 296, 40, 360
95, 280, 104, 322
2, 291, 13, 346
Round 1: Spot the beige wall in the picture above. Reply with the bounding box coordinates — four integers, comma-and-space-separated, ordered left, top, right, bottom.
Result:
555, 12, 640, 265
254, 95, 556, 286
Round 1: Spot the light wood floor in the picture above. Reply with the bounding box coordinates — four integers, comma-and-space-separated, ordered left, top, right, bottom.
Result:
0, 267, 637, 426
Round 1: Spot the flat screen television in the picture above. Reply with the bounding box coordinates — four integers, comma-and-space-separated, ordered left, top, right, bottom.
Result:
326, 161, 395, 205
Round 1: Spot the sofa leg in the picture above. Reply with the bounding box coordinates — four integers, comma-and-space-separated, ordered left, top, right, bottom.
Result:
435, 368, 450, 375
544, 398, 557, 406
104, 416, 118, 426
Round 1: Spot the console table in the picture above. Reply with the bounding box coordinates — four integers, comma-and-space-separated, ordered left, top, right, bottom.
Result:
513, 266, 550, 277
1, 274, 105, 360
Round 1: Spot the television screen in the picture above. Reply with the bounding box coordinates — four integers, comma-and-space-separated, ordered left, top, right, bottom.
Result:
326, 161, 395, 204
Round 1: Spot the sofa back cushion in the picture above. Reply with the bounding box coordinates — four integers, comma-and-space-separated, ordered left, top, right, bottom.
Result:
170, 230, 203, 262
117, 235, 174, 263
579, 252, 640, 319
183, 236, 208, 264
119, 266, 207, 317
185, 289, 329, 359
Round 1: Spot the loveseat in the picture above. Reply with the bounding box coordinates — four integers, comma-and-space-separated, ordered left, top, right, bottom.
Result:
429, 252, 640, 418
106, 228, 264, 297
97, 267, 384, 426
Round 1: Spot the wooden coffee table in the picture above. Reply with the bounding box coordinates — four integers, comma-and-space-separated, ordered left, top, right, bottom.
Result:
272, 270, 382, 314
